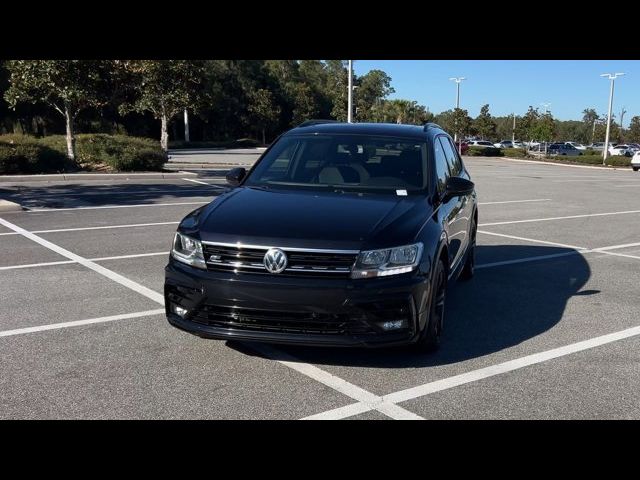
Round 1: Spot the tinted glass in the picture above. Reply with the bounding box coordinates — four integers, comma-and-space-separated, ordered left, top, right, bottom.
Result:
439, 136, 462, 177
245, 134, 428, 193
433, 136, 450, 194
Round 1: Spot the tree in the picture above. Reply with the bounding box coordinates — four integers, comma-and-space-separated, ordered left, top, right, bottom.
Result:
119, 60, 206, 151
473, 104, 497, 140
515, 106, 539, 143
324, 60, 348, 121
248, 88, 281, 144
628, 116, 640, 143
4, 60, 109, 160
531, 113, 556, 147
354, 69, 394, 122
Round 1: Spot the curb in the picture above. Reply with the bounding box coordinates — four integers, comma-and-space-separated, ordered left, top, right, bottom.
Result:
500, 157, 632, 170
0, 171, 198, 183
0, 199, 24, 212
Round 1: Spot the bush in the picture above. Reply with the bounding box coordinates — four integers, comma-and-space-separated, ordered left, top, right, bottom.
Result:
540, 154, 630, 167
466, 146, 504, 157
0, 134, 167, 173
502, 148, 527, 158
168, 138, 263, 149
0, 136, 71, 174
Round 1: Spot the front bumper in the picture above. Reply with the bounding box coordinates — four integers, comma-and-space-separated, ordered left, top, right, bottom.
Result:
164, 258, 431, 347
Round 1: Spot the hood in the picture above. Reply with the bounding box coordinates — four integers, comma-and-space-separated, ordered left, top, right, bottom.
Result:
185, 187, 431, 250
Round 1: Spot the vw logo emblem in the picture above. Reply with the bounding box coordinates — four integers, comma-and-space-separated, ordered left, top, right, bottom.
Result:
263, 248, 288, 274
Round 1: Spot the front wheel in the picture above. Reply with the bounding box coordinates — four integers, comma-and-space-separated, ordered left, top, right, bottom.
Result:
414, 259, 447, 352
633, 167, 639, 172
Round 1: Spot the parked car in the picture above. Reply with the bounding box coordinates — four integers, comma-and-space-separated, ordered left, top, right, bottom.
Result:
588, 142, 606, 151
512, 141, 525, 148
632, 151, 640, 171
548, 143, 583, 156
467, 140, 495, 148
165, 121, 478, 351
564, 142, 587, 150
609, 144, 634, 157
494, 140, 513, 149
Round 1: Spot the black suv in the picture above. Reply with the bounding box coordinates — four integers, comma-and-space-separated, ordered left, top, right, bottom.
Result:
165, 121, 477, 351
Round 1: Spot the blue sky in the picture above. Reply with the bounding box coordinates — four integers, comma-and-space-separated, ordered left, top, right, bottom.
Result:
354, 61, 638, 127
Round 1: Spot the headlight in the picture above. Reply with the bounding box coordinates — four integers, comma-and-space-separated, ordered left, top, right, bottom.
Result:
171, 232, 206, 269
351, 243, 423, 279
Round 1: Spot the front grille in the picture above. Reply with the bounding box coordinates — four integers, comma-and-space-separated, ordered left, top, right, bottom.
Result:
202, 243, 358, 277
191, 304, 374, 335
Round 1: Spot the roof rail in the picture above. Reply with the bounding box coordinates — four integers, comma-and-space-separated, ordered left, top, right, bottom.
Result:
297, 119, 340, 128
423, 122, 442, 131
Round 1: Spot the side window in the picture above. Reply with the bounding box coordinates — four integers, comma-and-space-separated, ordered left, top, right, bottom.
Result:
440, 136, 462, 177
433, 137, 450, 195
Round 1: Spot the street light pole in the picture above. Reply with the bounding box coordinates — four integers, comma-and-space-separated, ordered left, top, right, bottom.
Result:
347, 60, 353, 123
601, 73, 625, 164
512, 113, 516, 144
184, 109, 190, 143
449, 77, 466, 146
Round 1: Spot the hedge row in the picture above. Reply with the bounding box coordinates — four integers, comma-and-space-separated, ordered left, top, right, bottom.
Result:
168, 138, 262, 149
0, 134, 167, 174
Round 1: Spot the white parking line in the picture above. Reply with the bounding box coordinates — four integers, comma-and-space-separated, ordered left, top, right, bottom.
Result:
480, 209, 640, 227
0, 260, 77, 271
0, 221, 180, 236
26, 201, 207, 212
306, 323, 640, 420
0, 310, 165, 338
182, 178, 216, 186
0, 216, 416, 420
477, 230, 585, 250
250, 344, 424, 420
478, 199, 550, 205
0, 217, 165, 305
26, 187, 220, 197
477, 231, 640, 266
0, 252, 168, 272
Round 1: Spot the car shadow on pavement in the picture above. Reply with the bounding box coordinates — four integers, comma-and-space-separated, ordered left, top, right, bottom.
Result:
230, 244, 595, 368
0, 182, 226, 209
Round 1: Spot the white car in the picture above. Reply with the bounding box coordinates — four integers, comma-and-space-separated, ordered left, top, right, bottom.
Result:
632, 151, 640, 171
565, 142, 587, 150
468, 140, 496, 148
609, 144, 635, 157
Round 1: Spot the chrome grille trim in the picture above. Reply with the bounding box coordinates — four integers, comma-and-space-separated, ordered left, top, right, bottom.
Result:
201, 241, 359, 255
202, 242, 359, 276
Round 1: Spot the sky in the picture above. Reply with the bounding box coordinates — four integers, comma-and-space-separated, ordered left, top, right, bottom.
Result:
354, 61, 639, 127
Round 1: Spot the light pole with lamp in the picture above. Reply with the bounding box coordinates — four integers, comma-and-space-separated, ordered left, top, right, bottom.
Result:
449, 77, 466, 152
601, 73, 625, 164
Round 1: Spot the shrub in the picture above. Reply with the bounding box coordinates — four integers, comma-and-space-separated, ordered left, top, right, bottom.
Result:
168, 138, 262, 149
542, 154, 630, 167
0, 133, 167, 173
0, 136, 71, 174
466, 146, 504, 157
502, 148, 527, 158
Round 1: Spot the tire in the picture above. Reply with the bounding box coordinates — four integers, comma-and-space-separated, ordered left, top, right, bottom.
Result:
414, 258, 447, 352
633, 167, 639, 172
459, 216, 476, 281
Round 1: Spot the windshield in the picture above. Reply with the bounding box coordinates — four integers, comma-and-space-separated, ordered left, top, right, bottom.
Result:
244, 134, 429, 194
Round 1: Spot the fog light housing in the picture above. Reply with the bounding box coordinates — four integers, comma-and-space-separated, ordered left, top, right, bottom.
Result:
171, 303, 188, 318
380, 320, 407, 331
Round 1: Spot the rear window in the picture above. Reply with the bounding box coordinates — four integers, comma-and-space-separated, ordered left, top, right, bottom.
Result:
245, 134, 429, 194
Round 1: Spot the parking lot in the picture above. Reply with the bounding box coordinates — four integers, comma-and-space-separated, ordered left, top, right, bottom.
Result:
1, 157, 640, 419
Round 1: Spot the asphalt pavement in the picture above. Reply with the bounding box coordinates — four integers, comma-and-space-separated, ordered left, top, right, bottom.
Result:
1, 156, 640, 419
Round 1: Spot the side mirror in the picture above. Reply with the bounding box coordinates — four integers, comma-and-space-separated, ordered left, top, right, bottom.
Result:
444, 176, 474, 200
226, 167, 247, 186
